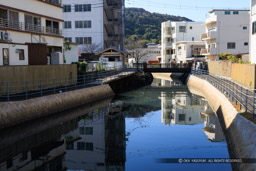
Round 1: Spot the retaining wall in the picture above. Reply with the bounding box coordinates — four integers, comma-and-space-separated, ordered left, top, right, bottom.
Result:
0, 84, 114, 129
187, 75, 256, 171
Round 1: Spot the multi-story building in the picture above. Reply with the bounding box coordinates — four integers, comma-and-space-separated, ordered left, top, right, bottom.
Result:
250, 0, 256, 63
0, 0, 64, 66
176, 41, 205, 63
201, 9, 250, 61
161, 21, 205, 63
63, 0, 125, 54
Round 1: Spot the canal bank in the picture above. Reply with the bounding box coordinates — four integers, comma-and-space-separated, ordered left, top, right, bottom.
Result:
187, 75, 256, 171
0, 72, 152, 129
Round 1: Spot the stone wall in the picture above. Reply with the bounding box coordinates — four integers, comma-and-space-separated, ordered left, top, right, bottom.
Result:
208, 60, 232, 77
187, 75, 256, 171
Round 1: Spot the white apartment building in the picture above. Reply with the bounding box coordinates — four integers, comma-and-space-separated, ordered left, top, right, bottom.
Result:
250, 0, 256, 63
176, 41, 205, 63
0, 0, 64, 66
202, 9, 250, 61
63, 0, 125, 54
161, 21, 205, 63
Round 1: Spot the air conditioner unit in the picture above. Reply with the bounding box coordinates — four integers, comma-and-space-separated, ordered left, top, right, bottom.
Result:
2, 32, 10, 40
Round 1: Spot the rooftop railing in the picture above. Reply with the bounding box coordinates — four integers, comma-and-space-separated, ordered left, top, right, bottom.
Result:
39, 0, 62, 6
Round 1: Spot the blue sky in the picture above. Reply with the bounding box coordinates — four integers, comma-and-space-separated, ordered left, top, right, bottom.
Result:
125, 0, 250, 21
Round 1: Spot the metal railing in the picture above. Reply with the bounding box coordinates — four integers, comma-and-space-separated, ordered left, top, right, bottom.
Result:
0, 18, 62, 36
145, 63, 192, 69
40, 0, 62, 6
0, 69, 134, 102
192, 69, 256, 119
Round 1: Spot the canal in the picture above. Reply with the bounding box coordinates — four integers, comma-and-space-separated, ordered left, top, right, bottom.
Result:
0, 78, 232, 171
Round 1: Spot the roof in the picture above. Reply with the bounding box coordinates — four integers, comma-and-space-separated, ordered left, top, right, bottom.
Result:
96, 47, 128, 55
209, 9, 250, 13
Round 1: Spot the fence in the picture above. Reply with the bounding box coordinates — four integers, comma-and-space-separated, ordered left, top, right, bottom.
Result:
0, 69, 134, 102
192, 69, 256, 119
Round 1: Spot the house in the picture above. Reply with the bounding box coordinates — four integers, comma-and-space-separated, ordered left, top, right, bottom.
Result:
176, 41, 206, 63
0, 0, 64, 66
161, 21, 205, 63
201, 9, 250, 61
128, 43, 161, 66
250, 0, 256, 63
62, 0, 125, 54
97, 48, 128, 70
64, 43, 79, 64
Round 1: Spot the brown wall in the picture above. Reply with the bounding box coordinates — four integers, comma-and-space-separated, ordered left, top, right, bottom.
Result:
0, 64, 77, 95
208, 61, 256, 89
27, 43, 48, 65
208, 60, 232, 77
231, 64, 256, 89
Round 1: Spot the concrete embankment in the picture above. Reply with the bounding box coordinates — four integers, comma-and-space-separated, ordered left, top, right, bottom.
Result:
0, 84, 114, 129
187, 75, 256, 171
0, 72, 152, 129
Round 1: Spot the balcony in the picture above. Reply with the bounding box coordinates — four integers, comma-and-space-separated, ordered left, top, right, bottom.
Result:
0, 18, 62, 36
205, 15, 217, 26
201, 47, 217, 55
105, 0, 122, 8
201, 31, 217, 41
38, 0, 62, 7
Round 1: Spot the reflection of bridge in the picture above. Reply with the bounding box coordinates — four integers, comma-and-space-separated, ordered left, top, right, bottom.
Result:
143, 63, 192, 73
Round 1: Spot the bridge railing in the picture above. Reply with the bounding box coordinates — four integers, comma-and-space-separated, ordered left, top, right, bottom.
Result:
0, 69, 134, 102
192, 69, 256, 120
145, 63, 192, 69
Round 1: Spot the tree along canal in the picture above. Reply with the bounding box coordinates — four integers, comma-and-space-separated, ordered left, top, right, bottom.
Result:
0, 78, 232, 171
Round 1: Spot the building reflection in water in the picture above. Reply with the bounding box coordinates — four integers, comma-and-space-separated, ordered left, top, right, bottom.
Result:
200, 111, 225, 142
0, 100, 126, 171
160, 79, 206, 126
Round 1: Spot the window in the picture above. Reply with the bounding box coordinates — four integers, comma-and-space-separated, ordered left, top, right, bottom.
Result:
179, 26, 186, 33
84, 37, 92, 44
64, 37, 72, 42
253, 22, 256, 34
243, 26, 248, 30
84, 21, 91, 28
77, 142, 85, 150
3, 48, 9, 65
190, 26, 193, 30
166, 50, 170, 55
225, 11, 231, 15
75, 4, 83, 12
75, 21, 83, 28
75, 21, 91, 28
63, 5, 71, 12
46, 20, 59, 34
25, 15, 41, 32
83, 4, 91, 12
64, 21, 72, 29
192, 37, 194, 41
178, 114, 185, 122
75, 4, 91, 12
233, 11, 239, 15
166, 27, 171, 35
16, 49, 25, 60
244, 42, 249, 46
86, 143, 93, 151
227, 42, 236, 49
85, 127, 93, 135
75, 37, 84, 44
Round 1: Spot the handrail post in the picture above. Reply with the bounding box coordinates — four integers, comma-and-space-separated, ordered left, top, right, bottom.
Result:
240, 86, 242, 110
6, 82, 9, 101
84, 74, 86, 87
253, 90, 255, 120
40, 80, 43, 97
65, 77, 67, 92
245, 89, 248, 114
25, 81, 28, 100
54, 79, 56, 94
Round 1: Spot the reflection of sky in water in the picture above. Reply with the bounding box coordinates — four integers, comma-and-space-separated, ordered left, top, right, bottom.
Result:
124, 79, 231, 171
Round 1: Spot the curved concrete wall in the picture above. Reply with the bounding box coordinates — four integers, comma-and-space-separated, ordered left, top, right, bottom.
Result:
0, 84, 114, 129
187, 75, 256, 171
